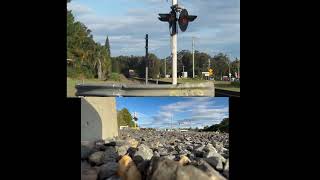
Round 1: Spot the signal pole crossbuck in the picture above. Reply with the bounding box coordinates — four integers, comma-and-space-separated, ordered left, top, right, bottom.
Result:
158, 0, 197, 85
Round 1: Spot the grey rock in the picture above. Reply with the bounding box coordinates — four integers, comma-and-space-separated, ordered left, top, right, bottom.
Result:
221, 149, 229, 159
114, 140, 127, 146
171, 150, 179, 155
196, 159, 227, 180
166, 146, 175, 152
179, 149, 189, 156
153, 151, 160, 157
116, 145, 130, 157
104, 141, 116, 146
137, 160, 151, 180
149, 141, 160, 150
213, 142, 224, 154
95, 140, 107, 151
134, 144, 153, 164
158, 143, 164, 148
186, 145, 193, 151
104, 146, 118, 163
176, 165, 211, 180
148, 158, 179, 180
194, 145, 205, 157
117, 129, 229, 179
158, 148, 168, 156
163, 154, 176, 160
88, 151, 105, 166
187, 153, 196, 161
175, 145, 183, 152
81, 161, 99, 180
81, 145, 93, 160
223, 159, 229, 178
203, 144, 217, 153
147, 158, 214, 180
204, 150, 219, 158
98, 162, 119, 180
106, 175, 121, 180
205, 152, 226, 171
195, 145, 205, 151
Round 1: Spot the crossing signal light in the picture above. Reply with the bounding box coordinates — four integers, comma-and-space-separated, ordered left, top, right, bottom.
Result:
178, 9, 197, 32
158, 8, 197, 35
158, 10, 177, 35
158, 13, 170, 22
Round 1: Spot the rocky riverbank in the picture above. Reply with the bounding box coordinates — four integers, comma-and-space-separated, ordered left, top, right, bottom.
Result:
81, 129, 229, 180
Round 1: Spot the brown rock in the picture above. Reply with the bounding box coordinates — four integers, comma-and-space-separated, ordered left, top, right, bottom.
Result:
176, 165, 212, 180
178, 155, 191, 166
118, 155, 142, 180
149, 158, 179, 180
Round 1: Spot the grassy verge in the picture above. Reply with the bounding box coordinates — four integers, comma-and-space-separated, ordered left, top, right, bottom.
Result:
215, 87, 240, 92
215, 81, 240, 92
159, 78, 209, 83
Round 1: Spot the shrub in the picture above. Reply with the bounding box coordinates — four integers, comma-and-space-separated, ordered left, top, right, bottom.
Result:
231, 81, 240, 88
202, 118, 229, 133
108, 73, 121, 81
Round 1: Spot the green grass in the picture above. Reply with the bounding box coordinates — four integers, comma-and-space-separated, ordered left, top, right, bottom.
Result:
215, 87, 240, 92
215, 81, 240, 92
159, 78, 209, 83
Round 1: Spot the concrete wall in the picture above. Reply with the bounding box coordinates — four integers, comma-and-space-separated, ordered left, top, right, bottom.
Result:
81, 97, 118, 143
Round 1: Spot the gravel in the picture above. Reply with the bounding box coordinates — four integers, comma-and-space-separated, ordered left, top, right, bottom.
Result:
81, 129, 229, 179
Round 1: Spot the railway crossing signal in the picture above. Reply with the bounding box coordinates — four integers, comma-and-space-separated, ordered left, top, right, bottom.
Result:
178, 9, 197, 32
158, 0, 197, 85
158, 6, 197, 35
133, 112, 138, 128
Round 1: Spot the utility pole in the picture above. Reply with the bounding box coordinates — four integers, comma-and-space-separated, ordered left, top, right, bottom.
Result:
171, 114, 173, 130
158, 0, 197, 84
145, 34, 148, 84
192, 37, 195, 78
228, 61, 231, 81
208, 58, 210, 69
171, 0, 178, 85
164, 57, 166, 77
238, 59, 240, 79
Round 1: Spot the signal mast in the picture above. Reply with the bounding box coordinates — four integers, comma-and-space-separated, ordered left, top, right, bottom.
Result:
158, 0, 197, 85
133, 112, 138, 128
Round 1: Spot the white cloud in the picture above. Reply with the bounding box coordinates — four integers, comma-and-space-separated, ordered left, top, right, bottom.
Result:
68, 0, 240, 58
146, 98, 228, 128
67, 2, 93, 15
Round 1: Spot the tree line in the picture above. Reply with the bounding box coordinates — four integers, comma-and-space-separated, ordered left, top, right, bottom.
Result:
67, 0, 112, 79
111, 51, 239, 80
201, 118, 229, 133
117, 108, 136, 128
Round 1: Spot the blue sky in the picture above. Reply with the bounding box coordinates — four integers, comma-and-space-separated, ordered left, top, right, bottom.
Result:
67, 0, 240, 59
116, 97, 229, 129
